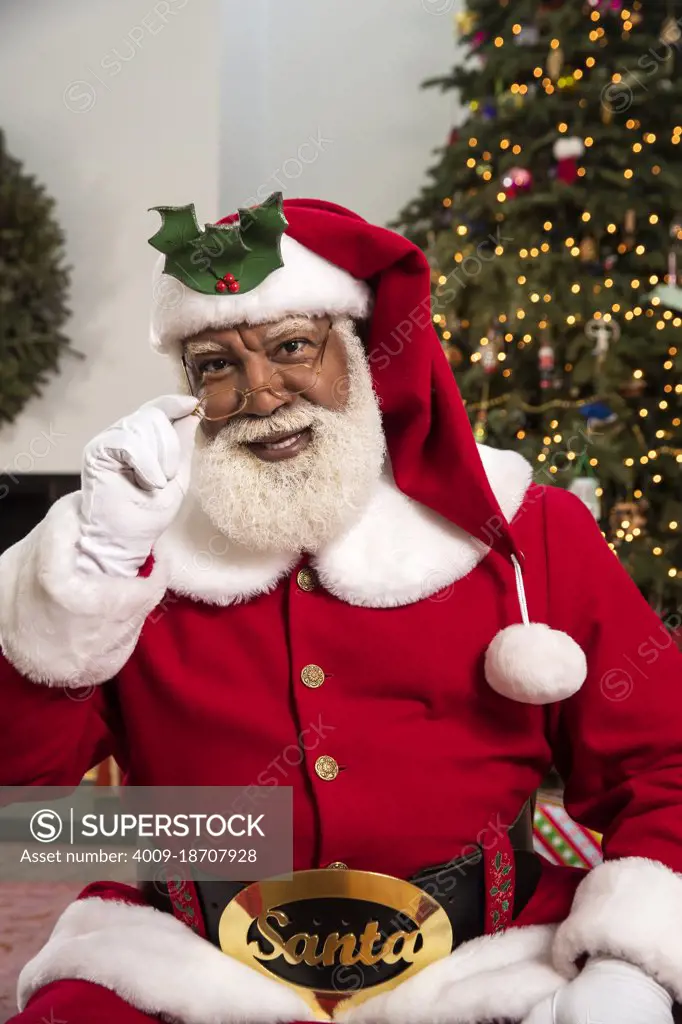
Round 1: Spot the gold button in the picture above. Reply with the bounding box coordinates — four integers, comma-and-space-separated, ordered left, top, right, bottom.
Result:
314, 755, 339, 781
327, 861, 348, 870
297, 568, 317, 592
301, 664, 325, 689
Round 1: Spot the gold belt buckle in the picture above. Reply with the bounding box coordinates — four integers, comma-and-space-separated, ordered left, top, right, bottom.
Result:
219, 868, 453, 1020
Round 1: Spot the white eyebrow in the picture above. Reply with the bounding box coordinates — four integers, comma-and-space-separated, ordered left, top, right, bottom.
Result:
183, 338, 229, 358
262, 316, 316, 342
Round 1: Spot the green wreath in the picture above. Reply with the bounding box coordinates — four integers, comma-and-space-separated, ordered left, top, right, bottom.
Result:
0, 130, 73, 427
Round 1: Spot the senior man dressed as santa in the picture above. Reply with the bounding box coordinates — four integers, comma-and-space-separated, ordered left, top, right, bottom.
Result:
1, 194, 682, 1024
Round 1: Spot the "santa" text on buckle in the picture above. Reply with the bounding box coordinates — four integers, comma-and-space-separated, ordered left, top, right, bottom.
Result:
219, 868, 453, 1020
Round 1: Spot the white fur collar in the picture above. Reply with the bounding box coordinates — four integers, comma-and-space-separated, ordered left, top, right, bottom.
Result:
155, 445, 532, 609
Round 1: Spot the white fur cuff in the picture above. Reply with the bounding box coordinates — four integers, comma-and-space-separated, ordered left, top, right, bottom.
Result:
340, 925, 566, 1024
553, 857, 682, 1001
0, 493, 170, 686
18, 897, 314, 1024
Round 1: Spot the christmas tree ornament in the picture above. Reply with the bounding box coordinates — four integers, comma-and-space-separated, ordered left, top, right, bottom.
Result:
479, 324, 502, 374
455, 10, 478, 36
569, 476, 602, 520
480, 342, 498, 374
579, 236, 598, 262
609, 499, 649, 543
624, 208, 636, 249
538, 340, 555, 389
603, 249, 618, 272
475, 161, 494, 178
668, 249, 678, 286
546, 45, 564, 82
515, 24, 540, 45
648, 282, 682, 312
647, 216, 682, 307
501, 167, 534, 199
553, 137, 585, 185
579, 402, 618, 431
586, 317, 620, 364
482, 100, 497, 120
471, 30, 488, 49
445, 343, 464, 368
667, 216, 682, 283
661, 15, 681, 45
619, 378, 647, 398
447, 127, 460, 147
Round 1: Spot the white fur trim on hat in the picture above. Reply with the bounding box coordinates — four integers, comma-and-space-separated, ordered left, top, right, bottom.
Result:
150, 233, 372, 353
485, 622, 587, 705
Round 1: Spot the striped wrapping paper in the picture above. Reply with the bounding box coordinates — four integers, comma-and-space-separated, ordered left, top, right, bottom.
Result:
533, 798, 603, 869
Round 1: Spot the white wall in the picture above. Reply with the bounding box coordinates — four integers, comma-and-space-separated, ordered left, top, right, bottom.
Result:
220, 0, 460, 223
0, 0, 220, 474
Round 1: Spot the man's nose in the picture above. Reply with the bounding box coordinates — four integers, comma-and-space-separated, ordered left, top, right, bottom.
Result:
243, 383, 292, 417
238, 358, 291, 417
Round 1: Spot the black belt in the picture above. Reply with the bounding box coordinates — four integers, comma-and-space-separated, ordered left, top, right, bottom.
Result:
141, 803, 541, 952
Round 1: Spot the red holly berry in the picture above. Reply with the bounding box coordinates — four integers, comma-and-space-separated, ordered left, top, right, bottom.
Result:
228, 281, 240, 293
215, 279, 228, 293
223, 273, 236, 283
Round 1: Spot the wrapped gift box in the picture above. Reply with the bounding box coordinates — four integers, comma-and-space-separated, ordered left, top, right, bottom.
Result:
533, 795, 603, 869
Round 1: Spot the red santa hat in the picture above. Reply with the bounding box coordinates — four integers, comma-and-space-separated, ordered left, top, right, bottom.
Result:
149, 196, 586, 705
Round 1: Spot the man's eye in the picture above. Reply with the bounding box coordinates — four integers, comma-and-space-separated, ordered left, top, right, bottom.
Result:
278, 339, 311, 357
198, 358, 231, 375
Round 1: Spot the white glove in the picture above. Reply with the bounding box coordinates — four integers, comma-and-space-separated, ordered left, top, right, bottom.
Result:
523, 958, 673, 1024
76, 394, 200, 578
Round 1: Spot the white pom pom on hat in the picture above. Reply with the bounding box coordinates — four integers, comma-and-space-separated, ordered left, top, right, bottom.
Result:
484, 555, 587, 705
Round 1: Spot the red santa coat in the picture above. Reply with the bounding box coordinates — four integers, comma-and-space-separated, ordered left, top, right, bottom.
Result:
3, 443, 682, 1024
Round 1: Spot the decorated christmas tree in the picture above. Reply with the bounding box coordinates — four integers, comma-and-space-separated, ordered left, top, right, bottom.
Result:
395, 0, 682, 612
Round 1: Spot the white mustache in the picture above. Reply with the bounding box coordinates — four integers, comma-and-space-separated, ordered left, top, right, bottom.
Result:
215, 404, 319, 446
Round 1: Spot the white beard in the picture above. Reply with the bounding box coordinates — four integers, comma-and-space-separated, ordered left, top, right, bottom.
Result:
190, 317, 386, 554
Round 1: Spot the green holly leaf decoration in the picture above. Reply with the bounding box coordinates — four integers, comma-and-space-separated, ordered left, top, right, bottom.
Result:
494, 852, 502, 871
501, 900, 510, 912
148, 204, 202, 254
501, 864, 512, 875
489, 885, 499, 896
500, 880, 512, 893
148, 192, 288, 296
